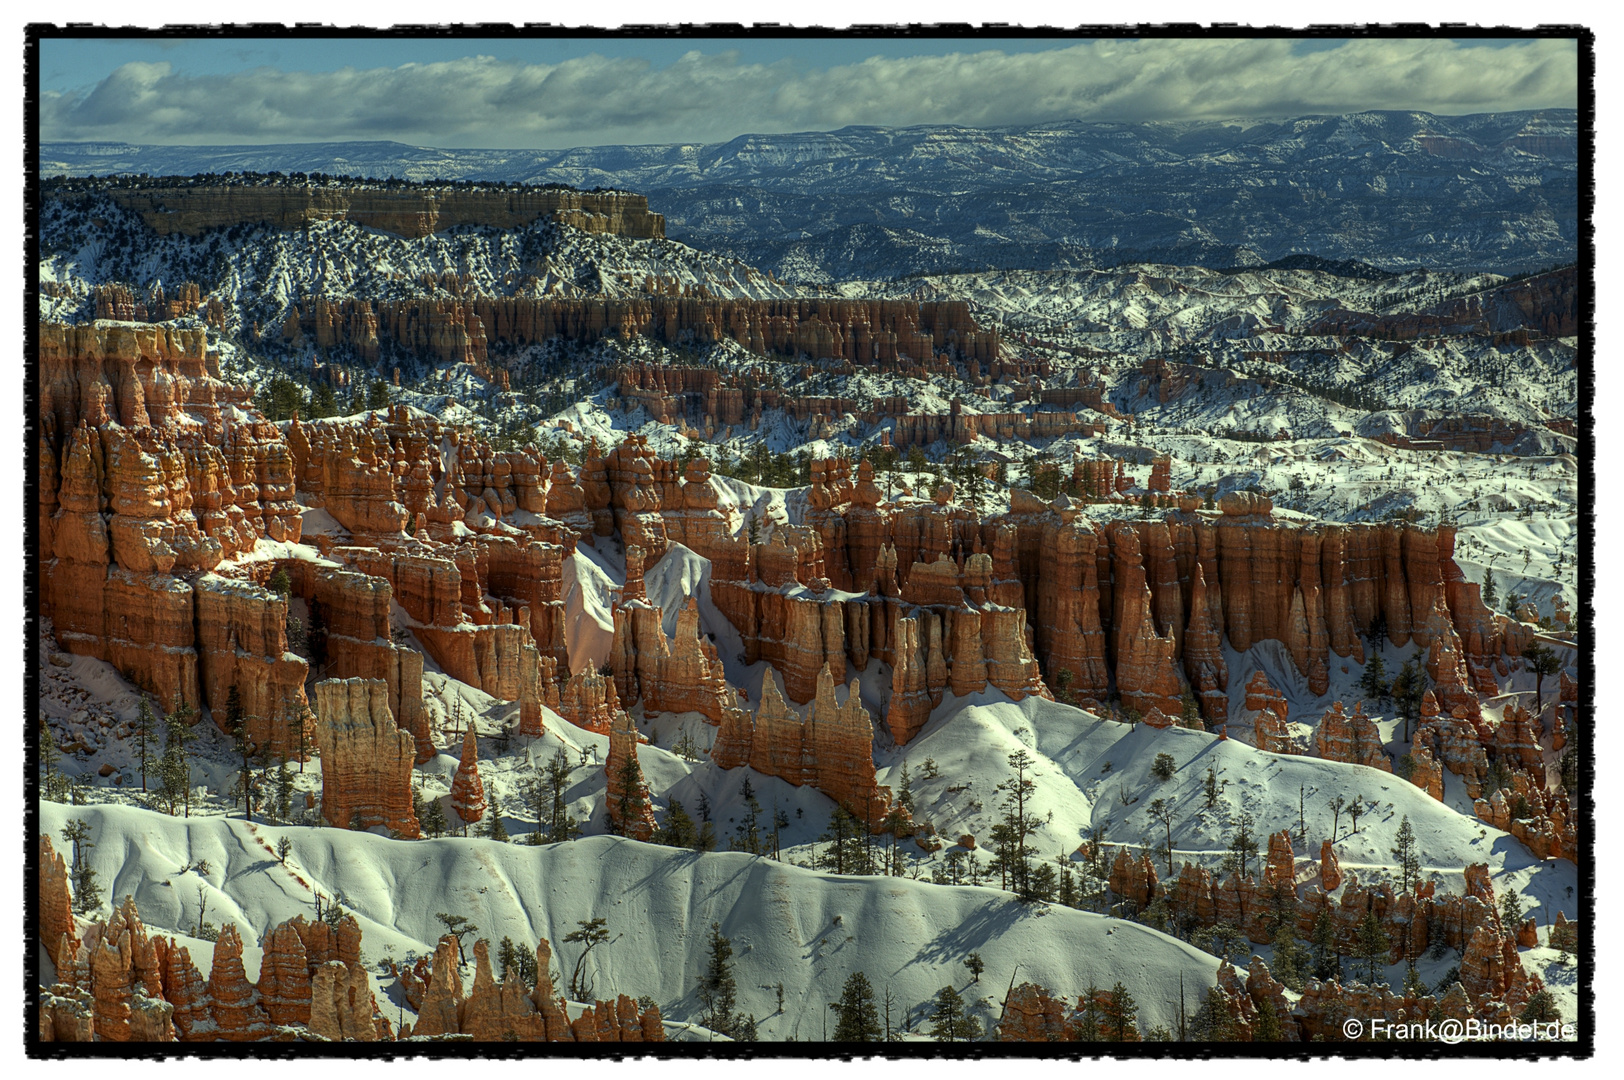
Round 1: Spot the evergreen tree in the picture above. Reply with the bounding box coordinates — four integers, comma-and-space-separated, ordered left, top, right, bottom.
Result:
997, 749, 1041, 898
1390, 655, 1428, 741
420, 794, 447, 838
497, 935, 538, 986
367, 379, 391, 411
928, 984, 981, 1042
1524, 644, 1561, 715
1191, 985, 1237, 1042
39, 721, 71, 802
829, 971, 882, 1041
275, 758, 296, 824
614, 744, 651, 838
732, 777, 763, 854
161, 698, 199, 817
1356, 908, 1391, 984
1253, 996, 1283, 1041
1104, 982, 1139, 1041
1074, 982, 1102, 1041
435, 913, 477, 964
1179, 690, 1204, 730
1148, 797, 1177, 877
132, 697, 158, 792
1520, 989, 1562, 1024
61, 818, 102, 915
964, 952, 984, 984
656, 799, 699, 849
482, 783, 509, 841
1358, 654, 1389, 703
1270, 922, 1308, 992
1310, 908, 1341, 981
818, 807, 869, 874
563, 917, 612, 1000
1228, 811, 1259, 878
1391, 816, 1421, 895
896, 762, 915, 813
697, 922, 738, 1036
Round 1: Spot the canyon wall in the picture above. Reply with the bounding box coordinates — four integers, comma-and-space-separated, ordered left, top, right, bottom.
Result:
63, 184, 664, 240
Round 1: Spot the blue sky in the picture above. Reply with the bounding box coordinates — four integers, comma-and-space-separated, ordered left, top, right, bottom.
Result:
38, 35, 1579, 149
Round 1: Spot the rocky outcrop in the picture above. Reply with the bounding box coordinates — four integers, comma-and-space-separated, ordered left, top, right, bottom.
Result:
1183, 562, 1229, 726
1407, 745, 1445, 800
40, 836, 80, 969
711, 666, 893, 828
195, 574, 311, 757
1244, 670, 1292, 753
610, 592, 741, 727
206, 923, 272, 1041
605, 709, 656, 841
314, 678, 420, 837
1319, 840, 1342, 892
410, 936, 466, 1039
79, 181, 665, 240
1313, 702, 1391, 772
1414, 692, 1489, 797
1108, 847, 1159, 910
449, 724, 487, 831
557, 667, 623, 735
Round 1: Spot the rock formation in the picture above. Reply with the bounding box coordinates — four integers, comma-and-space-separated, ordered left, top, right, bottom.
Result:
449, 724, 487, 831
605, 709, 657, 841
1313, 701, 1391, 772
314, 678, 421, 837
1244, 670, 1293, 753
710, 666, 894, 829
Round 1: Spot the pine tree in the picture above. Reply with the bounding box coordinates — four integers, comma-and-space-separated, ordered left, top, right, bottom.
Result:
563, 917, 612, 1001
1270, 922, 1308, 992
420, 795, 447, 838
1390, 655, 1428, 741
1358, 654, 1389, 703
435, 913, 477, 965
1356, 908, 1391, 984
997, 748, 1040, 899
1228, 811, 1258, 878
483, 783, 509, 841
61, 818, 102, 914
657, 799, 698, 848
1310, 908, 1340, 981
829, 971, 882, 1041
275, 758, 296, 824
39, 721, 70, 802
497, 935, 537, 986
1525, 644, 1561, 716
698, 922, 738, 1036
161, 699, 199, 817
1520, 988, 1562, 1024
1075, 982, 1102, 1041
1391, 816, 1421, 895
133, 697, 158, 792
818, 807, 868, 874
1253, 996, 1283, 1041
964, 952, 984, 983
928, 984, 981, 1042
1104, 982, 1139, 1041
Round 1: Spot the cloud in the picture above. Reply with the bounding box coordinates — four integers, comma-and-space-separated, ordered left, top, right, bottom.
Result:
40, 37, 1579, 148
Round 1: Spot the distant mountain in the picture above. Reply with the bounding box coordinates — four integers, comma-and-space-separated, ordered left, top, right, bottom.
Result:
42, 109, 1578, 280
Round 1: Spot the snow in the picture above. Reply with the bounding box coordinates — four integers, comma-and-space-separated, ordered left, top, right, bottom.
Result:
42, 801, 1220, 1039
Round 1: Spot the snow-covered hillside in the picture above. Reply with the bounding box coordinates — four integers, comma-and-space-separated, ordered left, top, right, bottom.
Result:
40, 802, 1221, 1039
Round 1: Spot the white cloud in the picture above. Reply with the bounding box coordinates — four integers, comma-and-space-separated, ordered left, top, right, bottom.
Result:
40, 37, 1579, 148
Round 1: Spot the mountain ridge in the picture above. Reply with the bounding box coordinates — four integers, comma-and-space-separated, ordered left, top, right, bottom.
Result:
41, 108, 1579, 279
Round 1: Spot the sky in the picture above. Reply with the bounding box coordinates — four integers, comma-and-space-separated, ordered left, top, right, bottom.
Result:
36, 34, 1580, 149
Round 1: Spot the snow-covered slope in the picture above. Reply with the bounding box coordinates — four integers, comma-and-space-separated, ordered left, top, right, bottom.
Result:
41, 802, 1220, 1039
